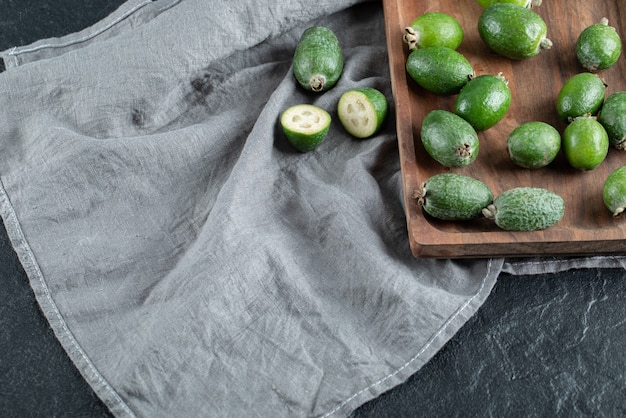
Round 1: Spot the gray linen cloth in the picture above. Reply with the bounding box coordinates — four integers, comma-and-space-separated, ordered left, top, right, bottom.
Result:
1, 0, 624, 416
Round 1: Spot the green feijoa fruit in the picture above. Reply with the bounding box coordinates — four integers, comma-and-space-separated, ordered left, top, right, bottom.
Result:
406, 46, 474, 95
603, 166, 626, 217
482, 187, 565, 231
337, 87, 388, 139
476, 0, 542, 8
417, 173, 493, 221
556, 72, 606, 122
562, 116, 609, 170
507, 121, 561, 168
576, 18, 622, 72
478, 3, 552, 60
421, 110, 479, 167
280, 104, 331, 152
293, 26, 343, 93
403, 12, 464, 51
597, 91, 626, 149
454, 73, 511, 131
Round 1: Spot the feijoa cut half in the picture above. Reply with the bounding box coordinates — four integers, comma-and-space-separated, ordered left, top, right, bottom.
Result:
603, 166, 626, 218
418, 173, 493, 221
293, 26, 343, 93
405, 46, 474, 95
280, 104, 331, 152
421, 110, 479, 167
337, 88, 388, 139
403, 12, 464, 51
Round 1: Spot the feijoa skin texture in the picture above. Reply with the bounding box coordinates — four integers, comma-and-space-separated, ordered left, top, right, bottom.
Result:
293, 26, 343, 93
603, 166, 626, 217
478, 3, 552, 60
482, 187, 565, 231
597, 91, 626, 149
576, 18, 622, 72
562, 116, 609, 171
556, 72, 606, 122
403, 12, 464, 51
418, 173, 493, 221
406, 46, 474, 95
421, 110, 480, 167
507, 121, 561, 168
454, 73, 511, 131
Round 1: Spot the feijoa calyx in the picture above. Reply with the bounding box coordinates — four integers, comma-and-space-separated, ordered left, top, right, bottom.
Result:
406, 46, 474, 95
403, 12, 464, 51
421, 110, 480, 167
454, 73, 511, 131
418, 173, 493, 221
478, 3, 552, 60
293, 26, 343, 93
603, 166, 626, 217
482, 187, 565, 231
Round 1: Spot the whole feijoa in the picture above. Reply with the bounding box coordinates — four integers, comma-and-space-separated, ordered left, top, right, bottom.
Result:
576, 18, 622, 72
406, 46, 474, 95
476, 0, 542, 8
603, 166, 626, 217
421, 110, 480, 167
562, 116, 609, 170
556, 72, 606, 122
478, 3, 552, 60
403, 12, 464, 51
597, 91, 626, 149
454, 73, 511, 131
418, 173, 493, 221
482, 187, 565, 231
507, 121, 561, 168
293, 26, 343, 93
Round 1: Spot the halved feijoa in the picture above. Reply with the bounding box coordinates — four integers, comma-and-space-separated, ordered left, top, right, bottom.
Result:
280, 104, 331, 152
337, 88, 388, 138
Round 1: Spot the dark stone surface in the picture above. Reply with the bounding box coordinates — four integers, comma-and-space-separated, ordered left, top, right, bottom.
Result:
1, 1, 625, 416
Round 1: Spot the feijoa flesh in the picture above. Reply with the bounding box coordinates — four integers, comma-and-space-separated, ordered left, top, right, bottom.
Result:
454, 73, 511, 131
507, 122, 561, 169
403, 12, 464, 51
603, 166, 626, 218
337, 88, 388, 139
405, 46, 474, 95
478, 3, 552, 60
421, 110, 479, 167
293, 26, 343, 93
597, 91, 626, 150
562, 116, 609, 171
556, 72, 606, 122
576, 18, 622, 72
418, 173, 493, 221
482, 187, 565, 231
280, 104, 331, 152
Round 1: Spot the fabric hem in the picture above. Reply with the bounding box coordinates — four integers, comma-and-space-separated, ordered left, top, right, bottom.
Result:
502, 255, 626, 275
0, 178, 135, 418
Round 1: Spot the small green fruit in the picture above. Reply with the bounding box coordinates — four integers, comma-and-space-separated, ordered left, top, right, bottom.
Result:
478, 3, 552, 60
403, 12, 464, 51
418, 173, 493, 221
562, 116, 609, 170
337, 88, 388, 139
556, 72, 606, 122
597, 91, 626, 150
293, 26, 343, 93
280, 104, 331, 152
405, 46, 474, 95
421, 110, 480, 167
454, 73, 511, 131
507, 121, 561, 168
603, 166, 626, 217
482, 187, 565, 231
576, 18, 622, 72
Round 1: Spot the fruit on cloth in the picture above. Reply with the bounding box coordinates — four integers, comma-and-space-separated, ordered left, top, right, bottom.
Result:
478, 3, 552, 60
293, 26, 343, 93
603, 166, 626, 217
556, 72, 606, 122
562, 116, 609, 170
337, 88, 388, 138
454, 73, 511, 131
482, 187, 565, 231
403, 12, 464, 51
507, 121, 561, 168
405, 46, 474, 95
420, 110, 479, 167
280, 104, 331, 152
597, 91, 626, 149
417, 173, 493, 221
476, 0, 542, 8
576, 18, 622, 72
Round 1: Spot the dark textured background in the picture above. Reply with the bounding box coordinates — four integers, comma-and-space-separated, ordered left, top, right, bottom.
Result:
1, 1, 625, 416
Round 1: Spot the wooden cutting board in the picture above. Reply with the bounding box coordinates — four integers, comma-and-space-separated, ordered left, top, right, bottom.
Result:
382, 0, 626, 258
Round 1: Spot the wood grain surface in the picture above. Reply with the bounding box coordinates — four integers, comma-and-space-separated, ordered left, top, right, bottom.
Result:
383, 0, 626, 258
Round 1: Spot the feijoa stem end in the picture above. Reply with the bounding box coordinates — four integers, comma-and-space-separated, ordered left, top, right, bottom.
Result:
309, 75, 326, 92
482, 204, 497, 220
403, 27, 419, 51
540, 38, 553, 50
